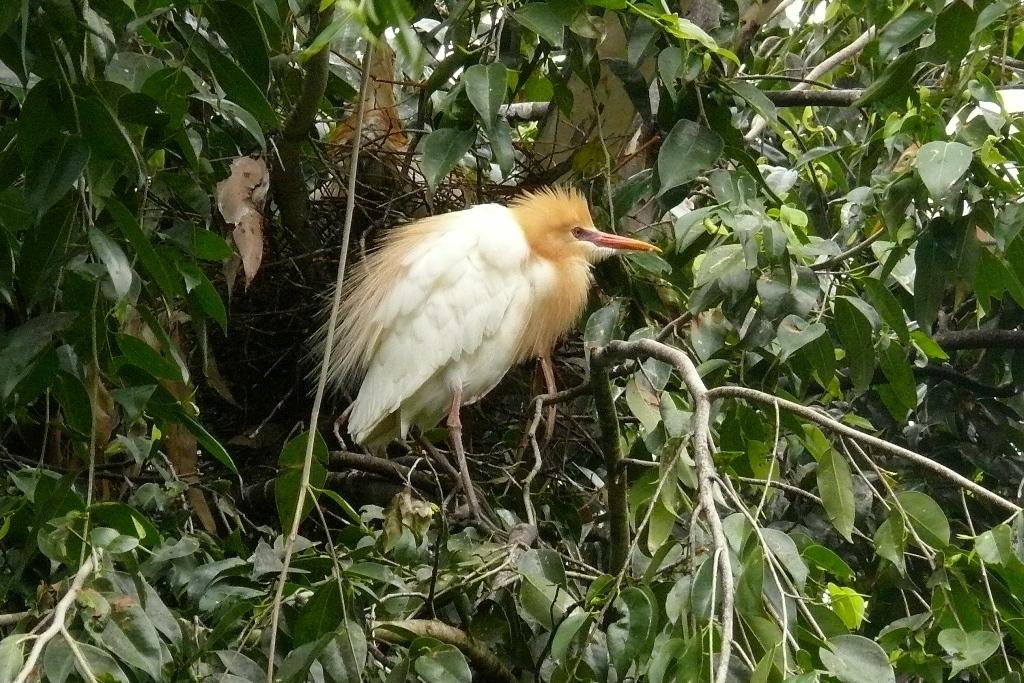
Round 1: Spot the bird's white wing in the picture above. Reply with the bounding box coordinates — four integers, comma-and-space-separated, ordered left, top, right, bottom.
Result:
347, 206, 536, 443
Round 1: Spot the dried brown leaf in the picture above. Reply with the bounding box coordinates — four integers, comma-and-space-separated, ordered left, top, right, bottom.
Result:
216, 156, 269, 289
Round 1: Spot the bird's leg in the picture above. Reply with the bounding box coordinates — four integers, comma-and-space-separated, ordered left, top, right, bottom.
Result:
539, 354, 558, 445
332, 404, 355, 449
447, 388, 483, 521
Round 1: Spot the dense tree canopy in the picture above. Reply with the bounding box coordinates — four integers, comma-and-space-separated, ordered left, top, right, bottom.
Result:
2, 0, 1024, 681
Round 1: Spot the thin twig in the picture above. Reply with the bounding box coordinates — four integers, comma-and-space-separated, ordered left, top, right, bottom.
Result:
265, 44, 374, 683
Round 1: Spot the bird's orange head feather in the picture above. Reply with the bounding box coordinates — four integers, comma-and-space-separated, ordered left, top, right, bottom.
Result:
510, 186, 659, 263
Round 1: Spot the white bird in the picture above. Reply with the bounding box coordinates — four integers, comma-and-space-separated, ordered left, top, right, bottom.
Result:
316, 187, 659, 517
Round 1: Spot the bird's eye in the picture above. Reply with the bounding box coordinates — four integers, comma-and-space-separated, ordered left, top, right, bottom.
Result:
571, 227, 585, 238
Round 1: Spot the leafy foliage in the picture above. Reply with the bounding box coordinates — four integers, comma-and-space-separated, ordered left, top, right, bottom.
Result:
2, 0, 1024, 682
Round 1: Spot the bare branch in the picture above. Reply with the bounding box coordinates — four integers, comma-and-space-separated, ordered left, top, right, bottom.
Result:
372, 619, 517, 683
594, 338, 734, 683
0, 611, 30, 627
328, 450, 447, 492
589, 357, 630, 575
745, 26, 876, 141
708, 385, 1021, 513
763, 88, 865, 106
14, 554, 98, 683
933, 328, 1024, 350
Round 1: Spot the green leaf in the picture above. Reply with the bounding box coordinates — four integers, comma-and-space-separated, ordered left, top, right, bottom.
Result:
0, 636, 26, 682
819, 635, 895, 683
584, 300, 622, 356
878, 341, 916, 411
23, 135, 90, 217
827, 583, 866, 630
280, 634, 333, 683
862, 277, 909, 343
463, 63, 507, 123
693, 244, 744, 287
196, 38, 277, 127
648, 634, 685, 683
817, 450, 855, 542
802, 544, 855, 580
106, 200, 182, 299
170, 408, 238, 475
216, 651, 266, 682
300, 10, 351, 61
776, 315, 827, 362
874, 514, 907, 574
421, 128, 475, 192
294, 583, 343, 646
879, 11, 934, 58
915, 141, 972, 202
54, 372, 92, 438
673, 206, 715, 251
89, 227, 133, 300
913, 233, 950, 330
910, 329, 948, 360
938, 629, 1001, 678
726, 80, 777, 124
894, 490, 949, 548
116, 333, 183, 382
761, 528, 808, 590
0, 313, 76, 402
92, 587, 165, 680
487, 119, 514, 176
607, 587, 655, 675
42, 638, 75, 683
833, 297, 876, 391
658, 120, 723, 194
515, 4, 566, 47
518, 549, 574, 628
853, 50, 920, 106
320, 624, 368, 683
68, 641, 130, 683
413, 643, 471, 683
276, 430, 329, 531
550, 611, 590, 661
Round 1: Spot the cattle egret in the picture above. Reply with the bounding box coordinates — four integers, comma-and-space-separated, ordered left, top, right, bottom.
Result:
317, 187, 660, 518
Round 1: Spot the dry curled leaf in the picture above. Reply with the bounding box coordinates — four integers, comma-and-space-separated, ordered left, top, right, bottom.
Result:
216, 156, 269, 290
328, 42, 409, 155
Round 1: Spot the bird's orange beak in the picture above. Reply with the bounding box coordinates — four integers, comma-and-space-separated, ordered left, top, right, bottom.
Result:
589, 230, 662, 253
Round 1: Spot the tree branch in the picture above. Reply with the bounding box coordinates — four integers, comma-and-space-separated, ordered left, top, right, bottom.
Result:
498, 87, 868, 126
745, 26, 876, 141
593, 339, 734, 683
0, 611, 30, 626
271, 5, 335, 248
372, 619, 517, 683
765, 88, 865, 107
13, 554, 97, 683
589, 357, 630, 575
708, 385, 1021, 513
933, 328, 1024, 350
328, 451, 448, 492
916, 364, 1018, 399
